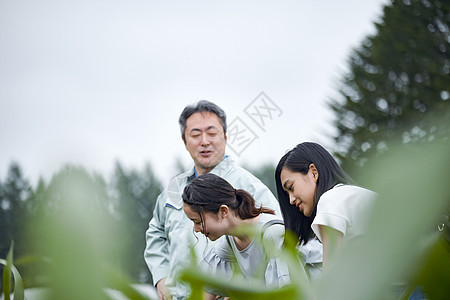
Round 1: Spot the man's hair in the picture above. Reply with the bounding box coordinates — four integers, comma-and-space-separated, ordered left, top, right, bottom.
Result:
178, 100, 227, 140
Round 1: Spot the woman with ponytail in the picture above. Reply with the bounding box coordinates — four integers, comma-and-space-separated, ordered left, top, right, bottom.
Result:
182, 173, 289, 298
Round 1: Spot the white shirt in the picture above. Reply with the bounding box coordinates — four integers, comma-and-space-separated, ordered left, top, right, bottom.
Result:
311, 184, 377, 243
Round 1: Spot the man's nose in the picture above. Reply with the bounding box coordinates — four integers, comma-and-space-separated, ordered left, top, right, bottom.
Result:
194, 224, 202, 233
200, 133, 210, 145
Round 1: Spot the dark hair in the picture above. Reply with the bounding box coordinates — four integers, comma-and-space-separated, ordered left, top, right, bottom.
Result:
178, 100, 227, 140
275, 142, 352, 244
182, 173, 274, 232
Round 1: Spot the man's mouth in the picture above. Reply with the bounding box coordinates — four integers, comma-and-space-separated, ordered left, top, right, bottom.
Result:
200, 150, 212, 156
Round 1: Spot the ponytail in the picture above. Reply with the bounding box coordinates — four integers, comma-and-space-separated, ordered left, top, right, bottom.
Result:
235, 189, 275, 219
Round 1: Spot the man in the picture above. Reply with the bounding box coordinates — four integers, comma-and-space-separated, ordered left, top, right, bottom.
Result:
144, 100, 281, 300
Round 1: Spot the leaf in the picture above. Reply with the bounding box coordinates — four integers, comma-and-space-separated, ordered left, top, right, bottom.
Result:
103, 264, 156, 300
180, 264, 298, 300
0, 242, 25, 300
413, 236, 450, 300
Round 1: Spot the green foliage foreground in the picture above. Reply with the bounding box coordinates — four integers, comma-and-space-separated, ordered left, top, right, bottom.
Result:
1, 167, 156, 300
1, 243, 24, 300
1, 140, 449, 299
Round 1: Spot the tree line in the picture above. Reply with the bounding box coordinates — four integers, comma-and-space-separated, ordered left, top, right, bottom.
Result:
0, 160, 280, 289
0, 161, 163, 288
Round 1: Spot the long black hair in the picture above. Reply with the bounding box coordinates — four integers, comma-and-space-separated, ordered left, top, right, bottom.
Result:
275, 142, 351, 244
182, 173, 274, 232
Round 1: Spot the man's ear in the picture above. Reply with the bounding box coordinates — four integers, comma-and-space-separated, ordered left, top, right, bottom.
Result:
219, 205, 229, 219
309, 163, 319, 183
182, 136, 187, 147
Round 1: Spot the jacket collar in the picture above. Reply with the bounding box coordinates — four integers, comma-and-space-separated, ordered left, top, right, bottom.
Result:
166, 155, 234, 209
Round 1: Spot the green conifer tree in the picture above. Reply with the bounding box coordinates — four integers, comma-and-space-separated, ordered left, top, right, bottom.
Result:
329, 0, 450, 174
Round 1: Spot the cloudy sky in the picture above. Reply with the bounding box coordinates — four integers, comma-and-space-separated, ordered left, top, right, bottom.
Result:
0, 0, 388, 185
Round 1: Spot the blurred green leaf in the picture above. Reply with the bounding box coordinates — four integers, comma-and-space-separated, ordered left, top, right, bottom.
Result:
103, 264, 156, 300
413, 236, 450, 299
1, 242, 13, 300
280, 230, 311, 299
314, 141, 450, 300
13, 254, 44, 266
180, 263, 297, 300
31, 167, 113, 300
0, 242, 24, 300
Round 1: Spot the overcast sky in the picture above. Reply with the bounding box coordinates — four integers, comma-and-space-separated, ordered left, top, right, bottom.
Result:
0, 0, 389, 186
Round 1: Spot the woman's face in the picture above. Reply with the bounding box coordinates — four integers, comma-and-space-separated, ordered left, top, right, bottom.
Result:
183, 203, 227, 241
279, 165, 318, 217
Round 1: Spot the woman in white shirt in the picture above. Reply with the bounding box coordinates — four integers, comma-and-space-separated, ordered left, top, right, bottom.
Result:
182, 173, 289, 299
275, 142, 376, 268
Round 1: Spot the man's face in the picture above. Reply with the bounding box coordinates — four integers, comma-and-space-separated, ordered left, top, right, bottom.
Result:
183, 112, 227, 175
